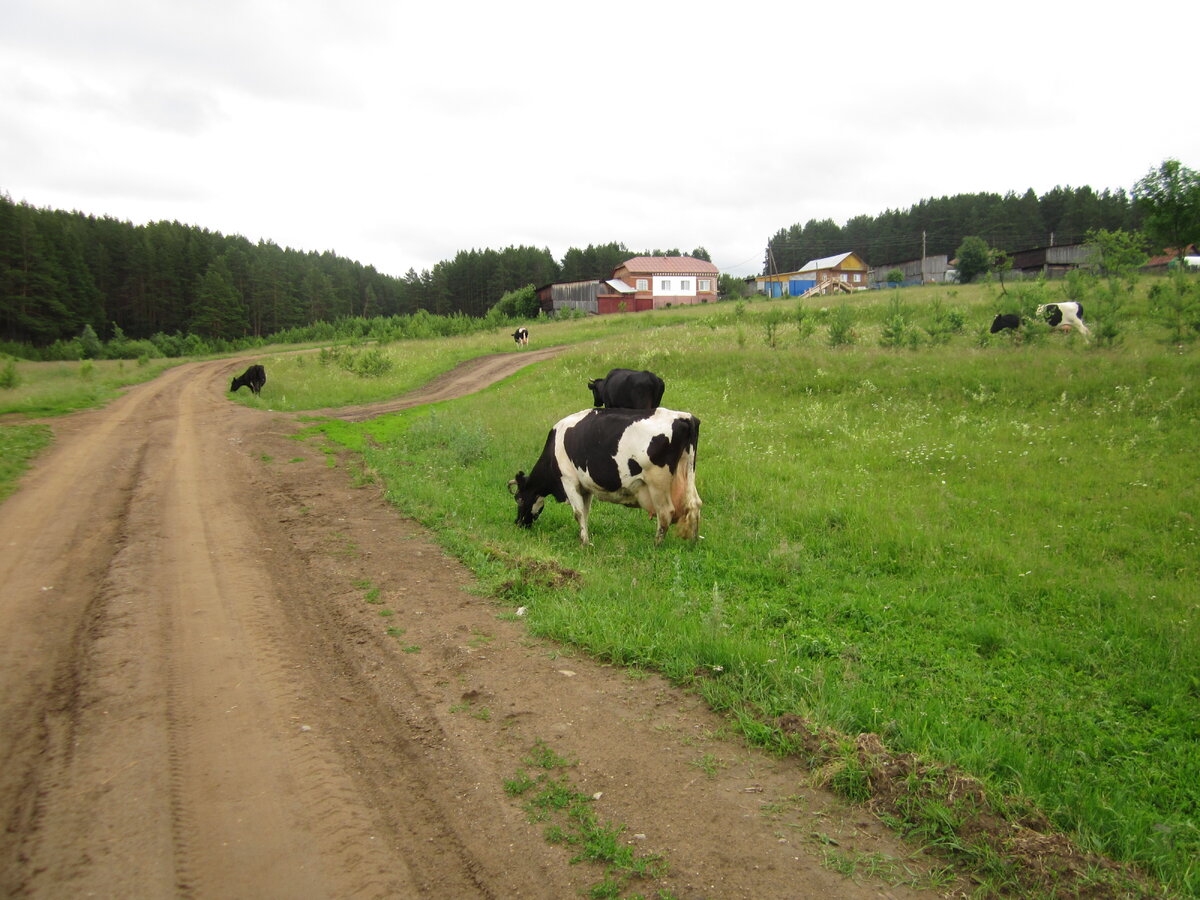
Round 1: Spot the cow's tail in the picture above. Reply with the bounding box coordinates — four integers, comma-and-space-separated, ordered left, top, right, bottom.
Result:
672, 416, 702, 540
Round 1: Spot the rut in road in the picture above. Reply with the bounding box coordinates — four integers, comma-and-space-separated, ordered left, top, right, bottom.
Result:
0, 358, 566, 899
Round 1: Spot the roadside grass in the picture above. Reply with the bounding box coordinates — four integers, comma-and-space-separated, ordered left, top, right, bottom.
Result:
505, 740, 673, 899
0, 424, 53, 502
0, 356, 178, 418
303, 281, 1198, 896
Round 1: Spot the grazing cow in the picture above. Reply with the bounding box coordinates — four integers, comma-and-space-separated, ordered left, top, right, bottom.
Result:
1037, 302, 1090, 338
230, 364, 266, 395
512, 327, 529, 347
587, 368, 665, 410
990, 313, 1021, 333
509, 407, 702, 545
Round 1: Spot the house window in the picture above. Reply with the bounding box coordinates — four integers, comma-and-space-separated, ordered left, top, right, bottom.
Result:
699, 279, 711, 291
636, 278, 648, 291
852, 273, 861, 283
839, 273, 848, 281
680, 279, 691, 290
660, 279, 671, 291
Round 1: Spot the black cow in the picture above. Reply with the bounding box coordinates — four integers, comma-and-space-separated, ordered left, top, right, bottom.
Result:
509, 407, 702, 545
512, 327, 529, 347
231, 364, 267, 395
587, 368, 665, 410
1037, 302, 1090, 338
990, 313, 1021, 333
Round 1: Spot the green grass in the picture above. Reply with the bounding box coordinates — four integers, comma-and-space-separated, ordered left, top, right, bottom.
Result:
0, 423, 53, 502
4, 279, 1197, 894
0, 356, 178, 418
506, 740, 671, 898
302, 280, 1198, 896
230, 308, 698, 412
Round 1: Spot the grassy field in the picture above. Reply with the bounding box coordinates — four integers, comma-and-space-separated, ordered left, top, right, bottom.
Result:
299, 283, 1197, 896
0, 356, 179, 418
4, 280, 1197, 894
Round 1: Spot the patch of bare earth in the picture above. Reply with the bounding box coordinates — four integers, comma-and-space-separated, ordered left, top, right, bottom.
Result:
0, 351, 1139, 899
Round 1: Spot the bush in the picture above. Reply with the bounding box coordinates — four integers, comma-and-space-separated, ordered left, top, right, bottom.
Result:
827, 303, 857, 347
879, 295, 921, 349
490, 284, 540, 320
924, 297, 965, 345
793, 303, 816, 341
1149, 271, 1200, 342
0, 360, 19, 389
79, 325, 102, 359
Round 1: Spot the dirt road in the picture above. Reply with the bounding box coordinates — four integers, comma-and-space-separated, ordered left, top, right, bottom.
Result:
0, 352, 949, 899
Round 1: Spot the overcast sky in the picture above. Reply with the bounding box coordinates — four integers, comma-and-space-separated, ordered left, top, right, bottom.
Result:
3, 0, 1195, 279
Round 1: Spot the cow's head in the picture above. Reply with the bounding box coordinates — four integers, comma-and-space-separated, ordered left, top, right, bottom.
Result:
587, 379, 605, 407
508, 471, 545, 528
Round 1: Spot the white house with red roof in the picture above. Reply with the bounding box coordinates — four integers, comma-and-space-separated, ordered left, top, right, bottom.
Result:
597, 256, 720, 313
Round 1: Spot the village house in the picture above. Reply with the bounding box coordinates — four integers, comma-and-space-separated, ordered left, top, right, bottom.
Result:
597, 256, 720, 312
755, 251, 869, 297
539, 257, 720, 316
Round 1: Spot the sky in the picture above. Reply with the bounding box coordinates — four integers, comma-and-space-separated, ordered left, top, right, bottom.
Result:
3, 0, 1196, 280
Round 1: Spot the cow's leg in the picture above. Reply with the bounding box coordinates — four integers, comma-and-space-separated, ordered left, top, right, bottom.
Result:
639, 481, 675, 545
565, 487, 593, 545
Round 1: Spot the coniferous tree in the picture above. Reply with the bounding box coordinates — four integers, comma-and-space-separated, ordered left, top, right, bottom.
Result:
190, 258, 247, 339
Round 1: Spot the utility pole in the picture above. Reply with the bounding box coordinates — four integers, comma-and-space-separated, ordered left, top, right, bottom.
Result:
921, 230, 927, 283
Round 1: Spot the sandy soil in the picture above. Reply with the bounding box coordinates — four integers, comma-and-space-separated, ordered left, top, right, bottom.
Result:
0, 351, 956, 899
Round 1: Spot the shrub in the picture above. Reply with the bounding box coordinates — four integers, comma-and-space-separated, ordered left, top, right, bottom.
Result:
762, 309, 784, 348
79, 325, 102, 359
1148, 270, 1200, 342
0, 360, 19, 389
827, 303, 857, 347
793, 303, 816, 341
879, 295, 921, 349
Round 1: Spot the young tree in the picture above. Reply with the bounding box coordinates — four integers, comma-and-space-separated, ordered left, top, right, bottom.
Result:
1133, 159, 1200, 258
1086, 228, 1148, 276
954, 236, 993, 283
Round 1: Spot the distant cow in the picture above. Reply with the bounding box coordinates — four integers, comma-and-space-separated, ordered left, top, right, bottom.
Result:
1037, 302, 1090, 338
587, 368, 665, 410
509, 407, 702, 545
231, 364, 266, 395
990, 313, 1021, 333
512, 327, 529, 347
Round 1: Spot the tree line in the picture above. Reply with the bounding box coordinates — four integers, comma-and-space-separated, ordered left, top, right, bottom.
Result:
0, 193, 713, 349
766, 184, 1145, 275
6, 159, 1195, 350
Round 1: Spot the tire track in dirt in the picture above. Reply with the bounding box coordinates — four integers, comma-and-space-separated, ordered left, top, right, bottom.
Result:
319, 346, 564, 422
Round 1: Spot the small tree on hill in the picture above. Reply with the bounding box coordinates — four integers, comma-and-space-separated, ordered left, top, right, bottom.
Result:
1087, 228, 1148, 277
954, 237, 993, 283
1134, 159, 1200, 260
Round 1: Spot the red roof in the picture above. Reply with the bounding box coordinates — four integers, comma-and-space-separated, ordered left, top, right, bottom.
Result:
618, 256, 719, 275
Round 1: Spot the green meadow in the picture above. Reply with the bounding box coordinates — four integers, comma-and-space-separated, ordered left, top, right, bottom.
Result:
3, 278, 1197, 894
298, 283, 1198, 896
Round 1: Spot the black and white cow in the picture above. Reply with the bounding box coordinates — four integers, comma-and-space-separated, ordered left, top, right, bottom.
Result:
1036, 302, 1090, 338
990, 313, 1021, 333
231, 364, 267, 395
509, 407, 701, 545
512, 327, 529, 347
587, 368, 665, 410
